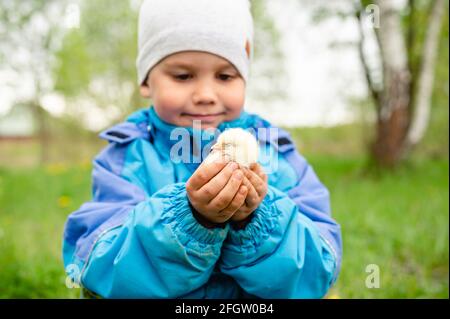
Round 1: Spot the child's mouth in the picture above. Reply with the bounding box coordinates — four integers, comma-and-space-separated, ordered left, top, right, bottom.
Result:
182, 112, 225, 123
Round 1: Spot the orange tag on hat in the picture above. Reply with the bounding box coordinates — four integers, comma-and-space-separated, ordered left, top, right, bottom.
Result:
245, 40, 251, 59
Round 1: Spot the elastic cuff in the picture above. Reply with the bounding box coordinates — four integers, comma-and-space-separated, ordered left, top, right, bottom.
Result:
226, 188, 284, 251
319, 234, 341, 285
161, 183, 229, 249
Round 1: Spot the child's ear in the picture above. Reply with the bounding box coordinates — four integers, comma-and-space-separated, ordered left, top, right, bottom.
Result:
139, 76, 152, 99
139, 80, 152, 98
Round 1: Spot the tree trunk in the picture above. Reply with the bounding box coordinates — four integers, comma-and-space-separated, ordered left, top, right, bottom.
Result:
371, 0, 411, 168
372, 71, 411, 167
406, 0, 446, 148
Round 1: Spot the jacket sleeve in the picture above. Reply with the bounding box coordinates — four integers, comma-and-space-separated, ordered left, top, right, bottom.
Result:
62, 143, 228, 298
219, 152, 342, 299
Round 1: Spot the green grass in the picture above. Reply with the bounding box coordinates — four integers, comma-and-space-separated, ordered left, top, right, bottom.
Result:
0, 163, 92, 298
312, 156, 449, 298
0, 154, 447, 298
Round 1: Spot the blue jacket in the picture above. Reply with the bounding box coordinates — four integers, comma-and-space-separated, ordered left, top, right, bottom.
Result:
62, 106, 342, 298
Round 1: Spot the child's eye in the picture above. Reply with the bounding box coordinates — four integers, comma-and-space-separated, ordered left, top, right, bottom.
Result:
218, 74, 234, 81
173, 74, 192, 81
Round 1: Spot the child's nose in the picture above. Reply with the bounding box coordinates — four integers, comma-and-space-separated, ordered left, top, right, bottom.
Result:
192, 81, 217, 105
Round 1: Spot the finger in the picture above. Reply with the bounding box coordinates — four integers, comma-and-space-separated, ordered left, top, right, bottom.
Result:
243, 168, 265, 195
207, 169, 244, 212
250, 163, 268, 183
187, 161, 229, 191
219, 185, 248, 216
199, 162, 239, 202
241, 175, 259, 207
244, 168, 267, 197
230, 207, 252, 222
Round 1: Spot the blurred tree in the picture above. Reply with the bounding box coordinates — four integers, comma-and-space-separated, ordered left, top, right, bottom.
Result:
355, 0, 447, 167
404, 0, 447, 149
310, 0, 447, 167
249, 0, 287, 102
0, 0, 69, 163
53, 0, 142, 125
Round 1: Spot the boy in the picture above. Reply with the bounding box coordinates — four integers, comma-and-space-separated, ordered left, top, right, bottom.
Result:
63, 0, 342, 298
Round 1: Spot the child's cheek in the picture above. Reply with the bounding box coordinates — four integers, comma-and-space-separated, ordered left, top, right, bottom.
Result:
225, 89, 245, 118
155, 88, 186, 113
153, 97, 184, 125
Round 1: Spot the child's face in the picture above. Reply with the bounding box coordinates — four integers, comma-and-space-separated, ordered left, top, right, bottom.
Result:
140, 51, 246, 129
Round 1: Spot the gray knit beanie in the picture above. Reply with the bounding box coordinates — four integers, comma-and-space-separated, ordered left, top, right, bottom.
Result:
136, 0, 254, 85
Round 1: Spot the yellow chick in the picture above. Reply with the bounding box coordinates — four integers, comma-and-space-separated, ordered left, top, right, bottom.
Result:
204, 128, 259, 167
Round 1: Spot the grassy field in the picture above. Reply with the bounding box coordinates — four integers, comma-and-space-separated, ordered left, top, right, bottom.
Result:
0, 123, 448, 298
0, 155, 447, 298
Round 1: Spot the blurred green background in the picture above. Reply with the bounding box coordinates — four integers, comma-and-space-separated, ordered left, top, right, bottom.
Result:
0, 0, 448, 298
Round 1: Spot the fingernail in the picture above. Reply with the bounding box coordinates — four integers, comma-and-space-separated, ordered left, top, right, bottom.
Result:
235, 171, 242, 179
229, 162, 238, 170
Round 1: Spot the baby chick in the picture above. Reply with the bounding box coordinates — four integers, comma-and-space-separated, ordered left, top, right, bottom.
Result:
204, 128, 259, 167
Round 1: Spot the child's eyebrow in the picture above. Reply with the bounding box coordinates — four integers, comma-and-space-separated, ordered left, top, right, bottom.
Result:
217, 64, 237, 72
163, 62, 193, 70
163, 62, 236, 71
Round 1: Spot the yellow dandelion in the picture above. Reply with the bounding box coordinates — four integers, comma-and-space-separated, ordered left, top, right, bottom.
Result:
79, 159, 92, 171
58, 195, 72, 208
46, 163, 68, 176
